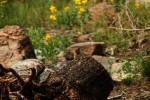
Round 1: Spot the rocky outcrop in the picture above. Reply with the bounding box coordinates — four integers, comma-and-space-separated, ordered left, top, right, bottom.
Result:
0, 26, 36, 68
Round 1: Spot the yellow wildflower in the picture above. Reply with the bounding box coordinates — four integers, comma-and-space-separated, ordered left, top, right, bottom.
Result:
82, 0, 87, 5
75, 0, 81, 6
50, 15, 57, 21
64, 6, 70, 12
134, 3, 140, 9
44, 33, 53, 42
50, 5, 57, 13
78, 7, 85, 14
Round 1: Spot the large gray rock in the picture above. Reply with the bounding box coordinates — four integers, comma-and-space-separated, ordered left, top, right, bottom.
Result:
0, 26, 36, 68
10, 59, 45, 80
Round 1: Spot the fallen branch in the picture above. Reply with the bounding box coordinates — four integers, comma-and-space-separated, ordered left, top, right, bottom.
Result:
109, 27, 150, 31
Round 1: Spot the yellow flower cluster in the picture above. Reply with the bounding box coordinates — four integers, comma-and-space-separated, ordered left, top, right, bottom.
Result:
134, 3, 140, 9
82, 0, 88, 5
78, 7, 85, 14
50, 5, 57, 13
50, 15, 57, 21
49, 5, 57, 21
64, 6, 70, 12
44, 33, 53, 42
75, 0, 88, 6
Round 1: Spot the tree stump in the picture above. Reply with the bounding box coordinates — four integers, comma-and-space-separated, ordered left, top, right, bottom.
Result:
58, 54, 113, 99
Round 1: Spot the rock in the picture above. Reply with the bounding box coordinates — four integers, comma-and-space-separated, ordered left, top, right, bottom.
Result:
92, 55, 118, 71
37, 67, 55, 83
0, 26, 36, 68
34, 49, 45, 61
53, 61, 67, 70
66, 42, 106, 60
106, 45, 119, 56
57, 51, 66, 61
110, 61, 138, 81
59, 54, 113, 99
10, 59, 45, 80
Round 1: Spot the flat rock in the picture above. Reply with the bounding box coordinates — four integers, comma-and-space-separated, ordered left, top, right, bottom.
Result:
92, 55, 117, 71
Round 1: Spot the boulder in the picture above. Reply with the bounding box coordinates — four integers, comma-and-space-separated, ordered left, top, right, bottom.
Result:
10, 59, 45, 80
0, 26, 36, 68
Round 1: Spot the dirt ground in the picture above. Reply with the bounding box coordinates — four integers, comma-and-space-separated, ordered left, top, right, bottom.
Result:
108, 79, 150, 100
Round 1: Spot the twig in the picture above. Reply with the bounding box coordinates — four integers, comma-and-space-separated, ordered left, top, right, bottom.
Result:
125, 4, 136, 29
109, 27, 150, 31
108, 94, 122, 100
117, 13, 123, 33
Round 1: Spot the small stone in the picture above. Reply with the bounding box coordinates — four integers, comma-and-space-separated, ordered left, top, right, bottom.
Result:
57, 51, 66, 61
54, 61, 67, 70
37, 68, 54, 83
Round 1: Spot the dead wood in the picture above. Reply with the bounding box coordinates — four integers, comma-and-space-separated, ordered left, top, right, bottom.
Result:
0, 55, 113, 100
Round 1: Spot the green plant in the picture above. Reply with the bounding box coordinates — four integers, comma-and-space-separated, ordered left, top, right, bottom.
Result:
120, 53, 149, 83
141, 59, 150, 80
95, 30, 129, 50
121, 53, 144, 75
120, 57, 135, 85
112, 0, 126, 12
0, 0, 7, 18
122, 57, 133, 73
27, 27, 73, 63
49, 0, 90, 30
0, 0, 51, 28
122, 75, 135, 85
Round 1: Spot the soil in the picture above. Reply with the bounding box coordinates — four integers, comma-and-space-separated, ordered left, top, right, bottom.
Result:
109, 79, 150, 100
